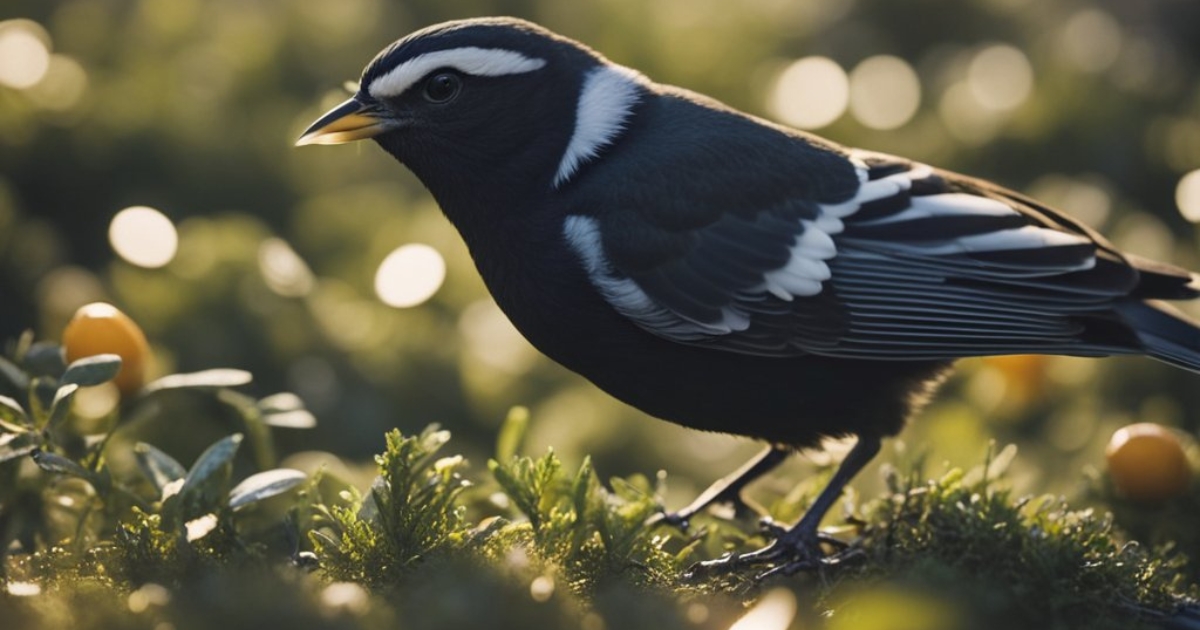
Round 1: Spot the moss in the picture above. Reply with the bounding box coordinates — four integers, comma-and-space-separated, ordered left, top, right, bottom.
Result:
817, 456, 1197, 630
0, 333, 1195, 629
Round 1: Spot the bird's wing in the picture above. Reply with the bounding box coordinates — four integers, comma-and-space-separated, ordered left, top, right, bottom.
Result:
564, 149, 1176, 360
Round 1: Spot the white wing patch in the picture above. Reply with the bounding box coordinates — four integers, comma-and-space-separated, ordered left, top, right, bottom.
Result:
563, 215, 749, 340
908, 225, 1094, 256
564, 151, 1098, 346
861, 193, 1019, 226
760, 220, 839, 300
758, 159, 884, 302
367, 47, 546, 99
554, 65, 647, 188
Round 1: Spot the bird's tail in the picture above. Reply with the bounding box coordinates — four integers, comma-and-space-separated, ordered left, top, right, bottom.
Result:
1114, 300, 1200, 373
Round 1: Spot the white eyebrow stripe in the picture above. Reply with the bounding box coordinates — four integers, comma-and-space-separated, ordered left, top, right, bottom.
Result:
554, 64, 646, 188
367, 47, 547, 99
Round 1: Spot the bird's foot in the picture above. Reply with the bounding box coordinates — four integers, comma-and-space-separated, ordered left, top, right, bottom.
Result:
646, 508, 692, 531
683, 528, 862, 583
757, 516, 849, 551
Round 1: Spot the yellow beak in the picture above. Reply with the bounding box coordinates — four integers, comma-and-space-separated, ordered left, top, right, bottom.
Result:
296, 98, 395, 146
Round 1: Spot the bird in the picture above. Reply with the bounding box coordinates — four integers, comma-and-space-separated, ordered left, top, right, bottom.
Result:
298, 17, 1200, 577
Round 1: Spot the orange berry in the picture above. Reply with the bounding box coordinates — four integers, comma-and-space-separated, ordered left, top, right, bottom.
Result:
1105, 423, 1192, 503
61, 302, 151, 396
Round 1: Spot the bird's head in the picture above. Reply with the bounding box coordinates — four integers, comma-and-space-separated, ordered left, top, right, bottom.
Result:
298, 17, 646, 204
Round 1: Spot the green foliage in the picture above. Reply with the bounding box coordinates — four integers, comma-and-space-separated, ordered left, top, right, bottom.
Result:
821, 448, 1198, 630
314, 419, 683, 598
489, 450, 683, 595
1, 333, 1198, 629
314, 427, 472, 587
0, 335, 312, 586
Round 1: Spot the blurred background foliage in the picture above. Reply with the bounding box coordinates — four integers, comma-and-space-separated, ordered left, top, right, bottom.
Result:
2, 0, 1200, 521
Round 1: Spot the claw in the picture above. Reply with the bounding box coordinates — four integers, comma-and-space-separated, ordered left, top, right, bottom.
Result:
757, 516, 787, 539
683, 527, 862, 583
753, 545, 865, 581
683, 436, 881, 583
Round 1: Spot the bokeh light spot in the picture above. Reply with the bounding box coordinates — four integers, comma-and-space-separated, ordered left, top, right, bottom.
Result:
1113, 212, 1173, 261
529, 575, 555, 602
0, 19, 51, 89
1059, 9, 1122, 74
109, 206, 179, 268
729, 588, 797, 630
768, 56, 848, 129
258, 237, 315, 297
25, 54, 88, 111
73, 382, 120, 420
320, 582, 370, 616
938, 82, 1001, 145
459, 299, 537, 374
849, 55, 921, 130
1027, 174, 1112, 229
1176, 169, 1200, 223
374, 243, 446, 308
967, 44, 1033, 111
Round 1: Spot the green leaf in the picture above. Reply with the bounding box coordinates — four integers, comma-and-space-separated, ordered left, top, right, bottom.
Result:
357, 476, 385, 522
0, 432, 40, 463
257, 392, 305, 413
134, 442, 187, 493
32, 449, 92, 479
29, 377, 56, 426
180, 434, 243, 509
0, 356, 29, 391
228, 468, 307, 510
262, 409, 317, 429
0, 395, 29, 432
11, 329, 34, 362
570, 456, 597, 522
495, 405, 529, 463
46, 383, 79, 432
489, 450, 563, 533
143, 368, 253, 393
60, 354, 122, 387
183, 434, 243, 489
216, 389, 276, 470
258, 391, 315, 429
23, 342, 66, 378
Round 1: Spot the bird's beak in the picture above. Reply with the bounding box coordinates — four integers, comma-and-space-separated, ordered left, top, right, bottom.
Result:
295, 97, 396, 146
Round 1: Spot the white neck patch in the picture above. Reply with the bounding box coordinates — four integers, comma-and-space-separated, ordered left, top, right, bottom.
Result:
367, 47, 547, 99
553, 64, 646, 188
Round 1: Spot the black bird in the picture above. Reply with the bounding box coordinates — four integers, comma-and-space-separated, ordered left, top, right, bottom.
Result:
299, 17, 1200, 575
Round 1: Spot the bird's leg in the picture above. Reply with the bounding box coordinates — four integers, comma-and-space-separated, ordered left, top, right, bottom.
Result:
650, 445, 791, 530
686, 434, 881, 580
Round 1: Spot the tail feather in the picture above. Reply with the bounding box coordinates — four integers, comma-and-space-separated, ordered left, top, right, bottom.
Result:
1114, 300, 1200, 373
1125, 253, 1200, 299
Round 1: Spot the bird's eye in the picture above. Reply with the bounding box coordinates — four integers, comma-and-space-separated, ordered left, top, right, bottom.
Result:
423, 72, 462, 104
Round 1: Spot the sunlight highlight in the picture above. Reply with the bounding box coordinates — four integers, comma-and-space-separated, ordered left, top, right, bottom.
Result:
939, 82, 1001, 145
967, 44, 1033, 111
108, 206, 179, 268
258, 237, 315, 297
1059, 9, 1122, 74
1176, 169, 1200, 223
374, 243, 446, 308
0, 20, 51, 89
25, 54, 88, 111
459, 299, 538, 374
73, 382, 120, 420
769, 56, 849, 129
849, 55, 921, 130
728, 588, 797, 630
